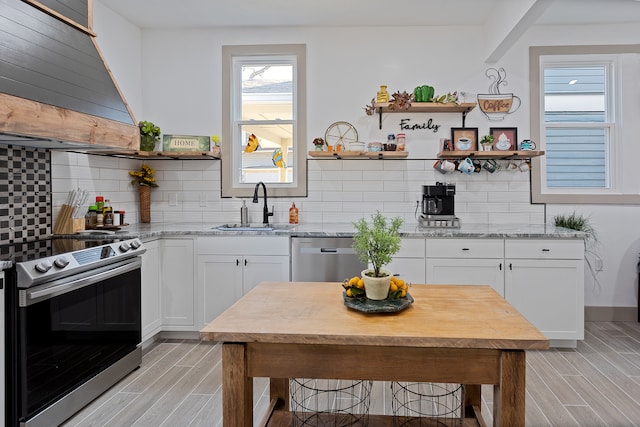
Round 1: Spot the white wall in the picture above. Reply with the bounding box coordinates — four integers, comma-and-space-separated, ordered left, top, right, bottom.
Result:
51, 4, 640, 311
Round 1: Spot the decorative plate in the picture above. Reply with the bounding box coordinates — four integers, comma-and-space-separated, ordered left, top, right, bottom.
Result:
343, 292, 414, 313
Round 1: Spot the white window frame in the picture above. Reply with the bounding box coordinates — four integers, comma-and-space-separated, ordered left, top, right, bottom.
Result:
221, 44, 307, 198
530, 45, 640, 204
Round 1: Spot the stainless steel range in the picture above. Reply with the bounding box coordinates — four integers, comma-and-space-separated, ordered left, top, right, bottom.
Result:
418, 182, 461, 228
3, 238, 145, 427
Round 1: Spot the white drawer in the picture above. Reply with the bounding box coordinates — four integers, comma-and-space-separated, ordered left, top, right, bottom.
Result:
505, 239, 584, 260
397, 238, 426, 258
197, 236, 290, 255
426, 238, 504, 259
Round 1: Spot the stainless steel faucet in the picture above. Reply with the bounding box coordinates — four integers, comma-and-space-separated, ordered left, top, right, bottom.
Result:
252, 181, 273, 225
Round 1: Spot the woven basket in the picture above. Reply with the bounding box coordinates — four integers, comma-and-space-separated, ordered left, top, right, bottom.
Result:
139, 185, 151, 223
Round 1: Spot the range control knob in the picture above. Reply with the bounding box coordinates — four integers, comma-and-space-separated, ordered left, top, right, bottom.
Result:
130, 239, 141, 250
53, 256, 70, 269
35, 259, 53, 273
119, 242, 131, 252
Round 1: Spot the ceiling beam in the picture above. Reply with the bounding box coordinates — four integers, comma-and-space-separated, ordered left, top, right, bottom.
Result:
484, 0, 553, 64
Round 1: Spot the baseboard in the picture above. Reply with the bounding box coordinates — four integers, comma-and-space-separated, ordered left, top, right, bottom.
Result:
159, 330, 201, 340
585, 306, 638, 322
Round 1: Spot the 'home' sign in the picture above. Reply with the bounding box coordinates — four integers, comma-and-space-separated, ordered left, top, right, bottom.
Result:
162, 135, 211, 152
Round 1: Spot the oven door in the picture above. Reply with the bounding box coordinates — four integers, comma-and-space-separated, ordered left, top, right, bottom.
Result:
16, 257, 141, 425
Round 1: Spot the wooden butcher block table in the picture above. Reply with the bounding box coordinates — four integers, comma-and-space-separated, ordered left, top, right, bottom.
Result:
200, 282, 549, 426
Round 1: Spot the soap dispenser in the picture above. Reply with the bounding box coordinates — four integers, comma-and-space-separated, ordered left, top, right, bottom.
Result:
240, 200, 249, 226
289, 202, 298, 224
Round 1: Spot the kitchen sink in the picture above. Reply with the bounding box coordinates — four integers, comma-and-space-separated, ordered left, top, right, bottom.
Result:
215, 223, 291, 231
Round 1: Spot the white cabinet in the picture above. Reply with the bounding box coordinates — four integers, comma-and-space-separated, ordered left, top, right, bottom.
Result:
141, 239, 162, 341
161, 238, 196, 330
504, 239, 584, 344
387, 238, 426, 283
425, 238, 505, 296
196, 236, 290, 327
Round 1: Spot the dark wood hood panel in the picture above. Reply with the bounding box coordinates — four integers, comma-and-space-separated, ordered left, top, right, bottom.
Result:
0, 0, 139, 150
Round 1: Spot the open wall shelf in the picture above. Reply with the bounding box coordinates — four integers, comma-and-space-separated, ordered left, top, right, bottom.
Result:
374, 102, 476, 129
437, 150, 545, 159
308, 150, 408, 159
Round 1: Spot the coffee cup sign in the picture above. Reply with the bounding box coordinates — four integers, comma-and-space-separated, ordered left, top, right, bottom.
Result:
477, 93, 521, 121
477, 67, 521, 121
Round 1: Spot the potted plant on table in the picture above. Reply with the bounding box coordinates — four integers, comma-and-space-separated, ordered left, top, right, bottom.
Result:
139, 120, 161, 151
351, 211, 404, 300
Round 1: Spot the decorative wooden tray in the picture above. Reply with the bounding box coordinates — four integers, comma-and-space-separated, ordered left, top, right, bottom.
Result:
343, 292, 414, 313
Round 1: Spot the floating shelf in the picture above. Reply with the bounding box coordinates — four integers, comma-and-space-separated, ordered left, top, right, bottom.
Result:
437, 150, 545, 159
85, 150, 220, 160
374, 102, 476, 129
308, 150, 409, 159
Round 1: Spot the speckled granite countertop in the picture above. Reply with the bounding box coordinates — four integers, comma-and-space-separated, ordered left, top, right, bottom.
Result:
66, 222, 587, 240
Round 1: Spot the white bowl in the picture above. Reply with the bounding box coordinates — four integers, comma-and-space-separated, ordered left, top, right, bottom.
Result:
348, 142, 365, 151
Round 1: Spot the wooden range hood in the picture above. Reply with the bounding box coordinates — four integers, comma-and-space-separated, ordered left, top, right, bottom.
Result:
0, 0, 138, 150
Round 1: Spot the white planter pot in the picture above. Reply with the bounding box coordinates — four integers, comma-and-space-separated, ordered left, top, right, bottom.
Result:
362, 269, 392, 300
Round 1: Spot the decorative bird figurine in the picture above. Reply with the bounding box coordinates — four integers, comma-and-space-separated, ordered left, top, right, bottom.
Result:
272, 148, 286, 168
244, 133, 259, 153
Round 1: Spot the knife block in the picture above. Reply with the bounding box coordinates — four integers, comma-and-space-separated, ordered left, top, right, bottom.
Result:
53, 204, 85, 235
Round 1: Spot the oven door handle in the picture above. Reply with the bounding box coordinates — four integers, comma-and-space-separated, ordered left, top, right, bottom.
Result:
23, 258, 141, 305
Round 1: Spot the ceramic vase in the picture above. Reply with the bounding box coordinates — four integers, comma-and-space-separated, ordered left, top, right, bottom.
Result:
362, 269, 392, 300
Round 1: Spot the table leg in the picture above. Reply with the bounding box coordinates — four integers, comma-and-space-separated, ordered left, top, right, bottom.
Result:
222, 343, 253, 426
269, 378, 289, 411
493, 350, 526, 426
464, 384, 482, 419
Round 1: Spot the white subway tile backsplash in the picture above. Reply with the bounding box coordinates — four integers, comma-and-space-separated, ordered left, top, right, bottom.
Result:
50, 154, 543, 225
362, 170, 404, 181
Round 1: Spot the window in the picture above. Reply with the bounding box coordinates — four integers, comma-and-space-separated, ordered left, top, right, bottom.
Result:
530, 45, 640, 204
221, 44, 307, 198
543, 64, 610, 189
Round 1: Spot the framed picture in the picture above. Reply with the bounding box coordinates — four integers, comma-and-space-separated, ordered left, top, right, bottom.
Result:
490, 127, 518, 151
450, 127, 478, 151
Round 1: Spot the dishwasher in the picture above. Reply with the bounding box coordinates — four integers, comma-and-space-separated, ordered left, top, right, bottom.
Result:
291, 237, 367, 282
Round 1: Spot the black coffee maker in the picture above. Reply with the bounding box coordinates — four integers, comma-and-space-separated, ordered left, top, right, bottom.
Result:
422, 182, 455, 216
419, 182, 459, 227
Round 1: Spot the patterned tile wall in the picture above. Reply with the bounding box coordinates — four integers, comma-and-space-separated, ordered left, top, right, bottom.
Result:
0, 145, 51, 246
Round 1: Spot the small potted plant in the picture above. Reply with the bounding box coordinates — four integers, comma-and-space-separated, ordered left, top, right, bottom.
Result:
211, 134, 221, 157
312, 137, 326, 151
352, 211, 404, 300
139, 120, 161, 151
480, 134, 494, 151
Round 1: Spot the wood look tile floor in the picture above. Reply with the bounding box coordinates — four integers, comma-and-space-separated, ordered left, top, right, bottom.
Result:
61, 321, 640, 427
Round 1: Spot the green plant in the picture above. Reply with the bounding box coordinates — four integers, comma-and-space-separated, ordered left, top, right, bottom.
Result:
480, 134, 494, 145
352, 211, 404, 278
129, 163, 159, 188
554, 211, 601, 290
138, 120, 161, 140
553, 212, 597, 242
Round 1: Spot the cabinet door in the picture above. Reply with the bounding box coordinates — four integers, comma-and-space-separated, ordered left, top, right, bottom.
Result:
242, 255, 290, 294
198, 255, 243, 327
141, 240, 162, 341
387, 258, 426, 284
162, 239, 195, 327
426, 258, 505, 296
505, 259, 584, 341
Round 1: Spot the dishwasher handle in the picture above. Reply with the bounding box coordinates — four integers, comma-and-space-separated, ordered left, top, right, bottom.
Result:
300, 247, 357, 255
